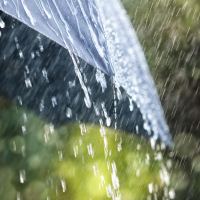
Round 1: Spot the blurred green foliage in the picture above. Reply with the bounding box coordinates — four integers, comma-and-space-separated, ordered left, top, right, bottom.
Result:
0, 98, 172, 200
122, 0, 200, 199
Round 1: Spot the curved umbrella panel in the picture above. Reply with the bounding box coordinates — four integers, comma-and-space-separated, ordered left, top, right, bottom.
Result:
0, 0, 114, 76
98, 0, 172, 146
0, 0, 172, 145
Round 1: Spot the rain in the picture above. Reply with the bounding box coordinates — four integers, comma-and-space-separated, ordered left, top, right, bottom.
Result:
0, 0, 199, 199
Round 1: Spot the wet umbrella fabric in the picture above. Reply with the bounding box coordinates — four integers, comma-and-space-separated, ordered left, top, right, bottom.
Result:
0, 0, 172, 145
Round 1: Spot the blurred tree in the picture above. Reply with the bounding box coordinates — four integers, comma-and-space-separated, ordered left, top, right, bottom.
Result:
122, 0, 200, 199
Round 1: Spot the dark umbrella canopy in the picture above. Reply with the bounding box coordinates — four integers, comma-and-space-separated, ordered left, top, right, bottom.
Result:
0, 0, 172, 146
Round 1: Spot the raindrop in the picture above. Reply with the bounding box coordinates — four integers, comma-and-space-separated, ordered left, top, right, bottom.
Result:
66, 91, 70, 101
169, 189, 175, 199
116, 88, 122, 100
111, 162, 119, 190
0, 17, 5, 28
101, 102, 108, 118
106, 117, 111, 126
23, 113, 27, 122
84, 95, 91, 108
148, 183, 153, 193
17, 96, 22, 105
31, 51, 35, 58
66, 107, 72, 118
17, 192, 20, 200
129, 97, 134, 111
42, 68, 49, 83
87, 143, 94, 158
87, 86, 91, 95
19, 170, 26, 183
19, 50, 24, 58
39, 44, 44, 52
61, 179, 66, 192
106, 184, 113, 198
25, 78, 32, 88
79, 124, 86, 135
25, 65, 29, 74
3, 0, 7, 5
16, 43, 20, 49
50, 123, 54, 134
69, 80, 76, 88
22, 126, 26, 134
40, 99, 44, 112
93, 163, 99, 175
58, 150, 63, 161
14, 36, 18, 42
51, 96, 57, 107
21, 145, 26, 157
100, 126, 106, 137
117, 142, 122, 152
36, 50, 40, 56
83, 73, 87, 83
96, 70, 107, 92
100, 175, 105, 186
74, 145, 78, 157
93, 102, 100, 116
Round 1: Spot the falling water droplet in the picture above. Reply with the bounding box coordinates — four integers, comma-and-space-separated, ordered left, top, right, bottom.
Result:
93, 102, 100, 116
39, 44, 44, 52
129, 97, 134, 111
106, 184, 113, 198
17, 96, 22, 105
19, 170, 26, 183
84, 95, 92, 108
19, 50, 24, 59
148, 183, 153, 193
22, 126, 26, 134
69, 80, 76, 88
3, 0, 7, 5
25, 65, 29, 74
61, 179, 66, 192
79, 124, 86, 135
36, 50, 40, 56
25, 78, 32, 88
31, 51, 35, 58
66, 107, 72, 118
74, 145, 78, 157
58, 150, 63, 161
51, 96, 57, 107
96, 70, 107, 92
169, 189, 175, 199
106, 117, 111, 127
40, 99, 44, 112
116, 88, 122, 100
87, 143, 94, 158
16, 43, 20, 49
93, 164, 99, 175
21, 145, 26, 157
0, 17, 5, 28
17, 192, 20, 200
42, 68, 49, 83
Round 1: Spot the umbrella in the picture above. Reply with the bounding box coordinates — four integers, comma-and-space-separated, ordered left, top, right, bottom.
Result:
0, 0, 172, 146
